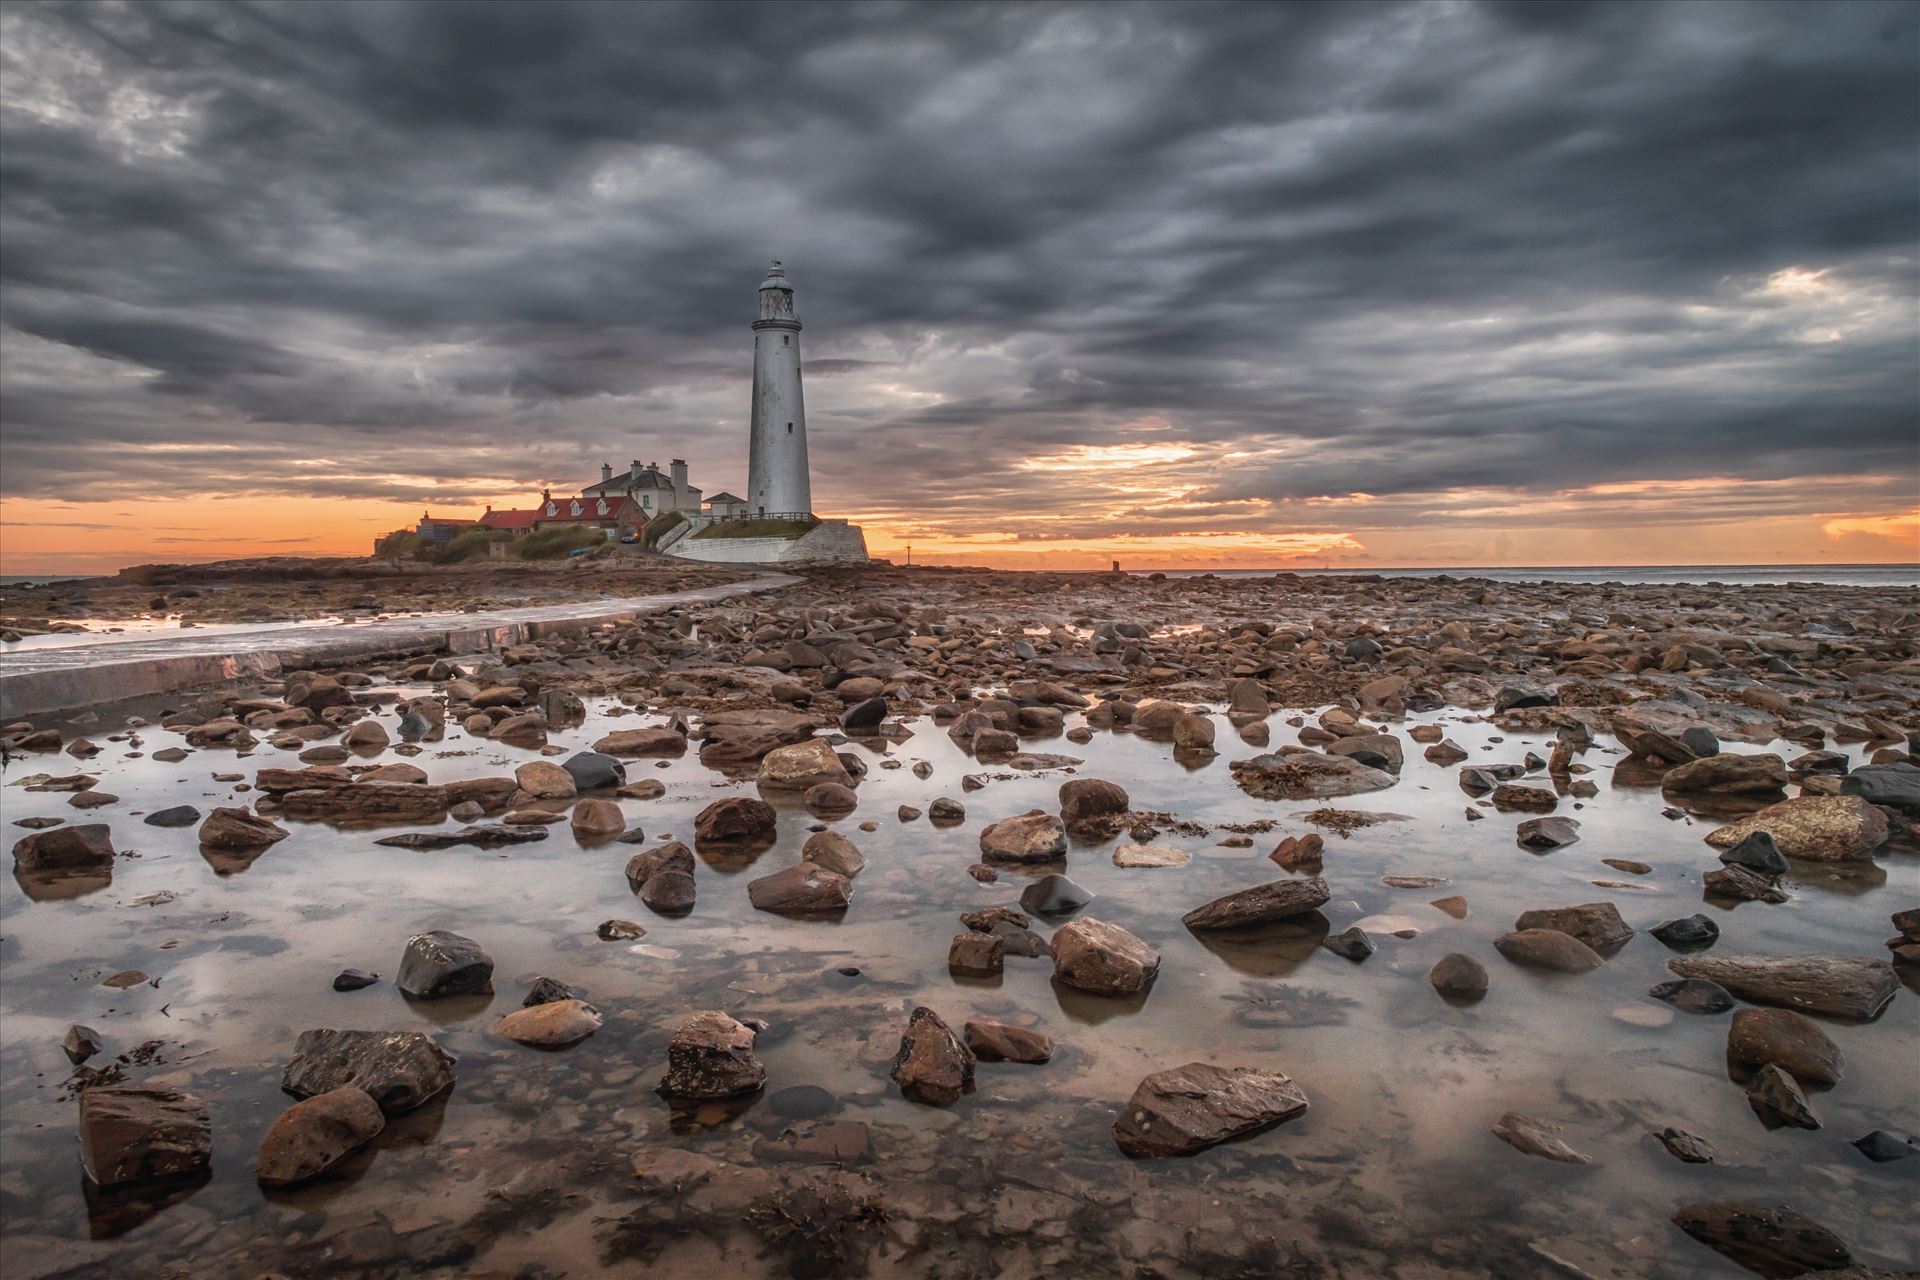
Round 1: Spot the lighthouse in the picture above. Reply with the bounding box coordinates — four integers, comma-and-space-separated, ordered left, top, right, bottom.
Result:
745, 260, 811, 517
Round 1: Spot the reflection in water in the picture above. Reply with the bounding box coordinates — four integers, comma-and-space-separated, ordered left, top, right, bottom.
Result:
12, 866, 111, 901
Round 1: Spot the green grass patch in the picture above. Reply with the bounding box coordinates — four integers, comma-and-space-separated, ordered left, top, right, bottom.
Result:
641, 509, 689, 549
516, 525, 606, 559
432, 528, 496, 563
690, 517, 817, 541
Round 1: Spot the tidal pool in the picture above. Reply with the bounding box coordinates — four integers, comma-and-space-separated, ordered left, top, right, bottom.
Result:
2, 688, 1915, 1278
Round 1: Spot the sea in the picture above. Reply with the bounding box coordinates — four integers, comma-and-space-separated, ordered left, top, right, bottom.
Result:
1116, 563, 1920, 587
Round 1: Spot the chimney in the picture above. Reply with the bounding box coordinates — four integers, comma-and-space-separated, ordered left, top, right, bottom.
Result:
630, 460, 642, 479
670, 458, 688, 492
601, 462, 613, 483
542, 487, 550, 502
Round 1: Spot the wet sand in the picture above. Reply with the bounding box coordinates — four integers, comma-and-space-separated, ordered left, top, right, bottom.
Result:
1, 566, 1915, 1279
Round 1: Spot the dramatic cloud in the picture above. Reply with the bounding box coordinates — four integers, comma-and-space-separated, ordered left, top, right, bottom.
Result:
1, 0, 1915, 569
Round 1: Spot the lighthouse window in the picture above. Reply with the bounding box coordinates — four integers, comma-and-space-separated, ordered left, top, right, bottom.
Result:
783, 335, 789, 345
787, 422, 793, 434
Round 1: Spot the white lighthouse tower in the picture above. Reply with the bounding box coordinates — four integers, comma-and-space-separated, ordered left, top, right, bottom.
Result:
746, 260, 811, 516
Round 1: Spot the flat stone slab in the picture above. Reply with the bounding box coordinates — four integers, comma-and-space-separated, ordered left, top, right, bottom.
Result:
1113, 1063, 1308, 1157
1667, 954, 1899, 1021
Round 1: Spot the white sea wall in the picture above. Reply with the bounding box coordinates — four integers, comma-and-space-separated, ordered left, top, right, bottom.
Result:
668, 519, 869, 565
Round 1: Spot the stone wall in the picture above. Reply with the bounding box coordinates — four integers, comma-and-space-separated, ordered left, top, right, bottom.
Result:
667, 519, 868, 565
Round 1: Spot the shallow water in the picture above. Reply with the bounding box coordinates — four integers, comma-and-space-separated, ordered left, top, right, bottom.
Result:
2, 692, 1915, 1278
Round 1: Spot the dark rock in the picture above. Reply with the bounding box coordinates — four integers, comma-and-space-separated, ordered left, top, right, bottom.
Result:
1113, 1063, 1308, 1157
374, 824, 548, 850
63, 1024, 105, 1063
1727, 1008, 1843, 1088
890, 1006, 975, 1105
640, 870, 697, 914
1491, 783, 1557, 812
256, 1086, 385, 1187
625, 841, 695, 889
1747, 1063, 1820, 1130
1059, 778, 1129, 831
1182, 877, 1330, 930
1494, 929, 1604, 972
1672, 1202, 1851, 1279
694, 797, 777, 842
283, 1029, 454, 1114
964, 1020, 1053, 1063
143, 805, 201, 828
1705, 864, 1789, 903
1842, 762, 1920, 817
1851, 1130, 1918, 1163
1019, 872, 1093, 916
1651, 914, 1720, 950
561, 751, 626, 792
1429, 953, 1489, 1001
1661, 752, 1789, 796
523, 976, 575, 1006
1491, 1112, 1591, 1164
396, 930, 493, 998
78, 1084, 212, 1187
1656, 1127, 1716, 1164
839, 697, 889, 731
1512, 902, 1633, 951
947, 932, 1004, 978
1494, 681, 1558, 712
1322, 926, 1375, 961
1720, 831, 1789, 875
747, 863, 852, 914
12, 823, 114, 870
332, 969, 378, 991
1650, 978, 1737, 1014
1515, 816, 1581, 850
597, 918, 645, 940
660, 1011, 764, 1099
1230, 749, 1397, 800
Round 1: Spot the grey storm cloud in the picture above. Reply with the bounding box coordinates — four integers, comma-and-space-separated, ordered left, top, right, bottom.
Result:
0, 0, 1915, 537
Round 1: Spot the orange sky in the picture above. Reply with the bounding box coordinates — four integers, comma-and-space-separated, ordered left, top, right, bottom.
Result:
2, 489, 1913, 577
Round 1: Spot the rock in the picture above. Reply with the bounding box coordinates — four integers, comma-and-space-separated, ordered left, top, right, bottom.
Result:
514, 761, 576, 801
928, 797, 965, 823
570, 798, 626, 838
1704, 795, 1889, 862
1851, 1130, 1919, 1163
444, 776, 519, 813
1747, 1063, 1820, 1130
1491, 782, 1557, 812
890, 1007, 975, 1105
1651, 914, 1720, 949
1672, 1202, 1852, 1279
491, 998, 603, 1047
489, 712, 546, 744
801, 830, 865, 877
1662, 752, 1789, 796
747, 862, 852, 914
618, 778, 666, 800
523, 976, 575, 1006
1494, 681, 1557, 712
11, 823, 114, 870
804, 781, 858, 815
1429, 953, 1489, 1001
948, 932, 1003, 977
63, 1024, 105, 1063
1720, 831, 1790, 875
1182, 877, 1330, 930
1512, 902, 1633, 952
1727, 1008, 1843, 1088
1666, 954, 1898, 1020
1327, 732, 1402, 773
661, 1011, 764, 1098
1515, 816, 1581, 850
978, 810, 1067, 863
374, 824, 549, 850
1705, 864, 1789, 903
1491, 1112, 1592, 1164
964, 1020, 1053, 1063
1650, 978, 1737, 1014
279, 783, 450, 824
1113, 843, 1191, 867
1424, 739, 1469, 766
1494, 929, 1605, 972
256, 1086, 385, 1187
143, 805, 201, 828
1270, 833, 1324, 870
757, 739, 852, 791
332, 969, 379, 991
694, 797, 777, 842
1230, 749, 1397, 799
1172, 713, 1216, 751
1059, 778, 1129, 832
640, 869, 696, 914
597, 918, 645, 940
1322, 927, 1375, 961
1656, 1127, 1716, 1164
839, 696, 889, 732
197, 806, 289, 852
625, 840, 695, 889
1615, 706, 1715, 764
1019, 872, 1093, 916
78, 1085, 212, 1187
1843, 762, 1920, 816
396, 930, 493, 998
283, 1029, 455, 1114
342, 719, 389, 749
561, 751, 626, 792
593, 727, 688, 756
1050, 917, 1159, 995
1112, 1063, 1308, 1157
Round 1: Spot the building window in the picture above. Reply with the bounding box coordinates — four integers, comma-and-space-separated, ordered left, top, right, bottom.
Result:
783, 335, 789, 346
787, 422, 793, 434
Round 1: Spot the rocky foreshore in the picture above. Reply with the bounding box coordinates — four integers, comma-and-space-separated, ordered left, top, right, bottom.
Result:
2, 563, 1916, 1279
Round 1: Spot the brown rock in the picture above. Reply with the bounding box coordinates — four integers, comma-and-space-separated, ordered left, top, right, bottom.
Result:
1726, 1008, 1844, 1087
569, 798, 626, 838
694, 796, 777, 842
964, 1020, 1053, 1063
756, 739, 852, 791
1059, 778, 1129, 831
1113, 1063, 1308, 1157
1491, 783, 1558, 812
948, 932, 1004, 977
1666, 953, 1899, 1020
1662, 752, 1789, 796
625, 841, 695, 889
661, 1011, 764, 1098
1494, 929, 1605, 972
79, 1085, 212, 1187
979, 810, 1068, 863
1269, 833, 1324, 870
747, 862, 852, 914
1491, 1112, 1592, 1164
491, 999, 603, 1047
11, 823, 114, 870
278, 783, 450, 824
593, 727, 688, 756
1704, 796, 1889, 862
801, 830, 865, 877
514, 761, 576, 801
1182, 877, 1329, 930
197, 807, 288, 851
890, 1006, 975, 1105
1050, 917, 1160, 995
1672, 1202, 1851, 1279
282, 1029, 455, 1114
1512, 902, 1633, 952
255, 1086, 384, 1187
1429, 952, 1489, 1000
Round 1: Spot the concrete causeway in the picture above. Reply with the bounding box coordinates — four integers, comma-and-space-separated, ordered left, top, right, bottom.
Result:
0, 573, 801, 718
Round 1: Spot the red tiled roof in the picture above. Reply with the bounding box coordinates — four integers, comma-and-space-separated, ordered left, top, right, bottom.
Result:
479, 508, 539, 530
536, 495, 634, 523
419, 515, 477, 527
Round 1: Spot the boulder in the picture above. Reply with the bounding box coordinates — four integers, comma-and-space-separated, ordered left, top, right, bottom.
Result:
1430, 952, 1489, 1001
1747, 1063, 1820, 1130
1666, 954, 1898, 1020
890, 1007, 975, 1105
1651, 914, 1720, 950
1490, 783, 1557, 812
756, 739, 852, 791
281, 1029, 455, 1114
255, 1086, 385, 1187
1727, 1008, 1844, 1087
1049, 917, 1159, 995
78, 1084, 212, 1187
143, 805, 202, 828
491, 999, 603, 1047
1843, 762, 1920, 817
979, 810, 1067, 863
592, 727, 688, 756
1720, 831, 1789, 875
570, 798, 626, 838
640, 870, 696, 914
197, 807, 289, 851
694, 796, 777, 842
1704, 796, 1888, 862
278, 783, 450, 824
1661, 752, 1789, 796
1113, 1063, 1308, 1157
1515, 816, 1581, 850
1059, 778, 1129, 831
1182, 877, 1330, 930
1512, 902, 1633, 952
396, 930, 493, 998
964, 1020, 1053, 1063
1326, 732, 1403, 773
1230, 749, 1397, 800
1672, 1203, 1851, 1279
747, 863, 852, 914
11, 823, 114, 870
801, 830, 865, 877
1019, 872, 1093, 915
561, 751, 626, 792
804, 781, 858, 814
948, 932, 1004, 978
660, 1011, 764, 1098
514, 761, 576, 801
1494, 929, 1605, 972
626, 840, 695, 888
